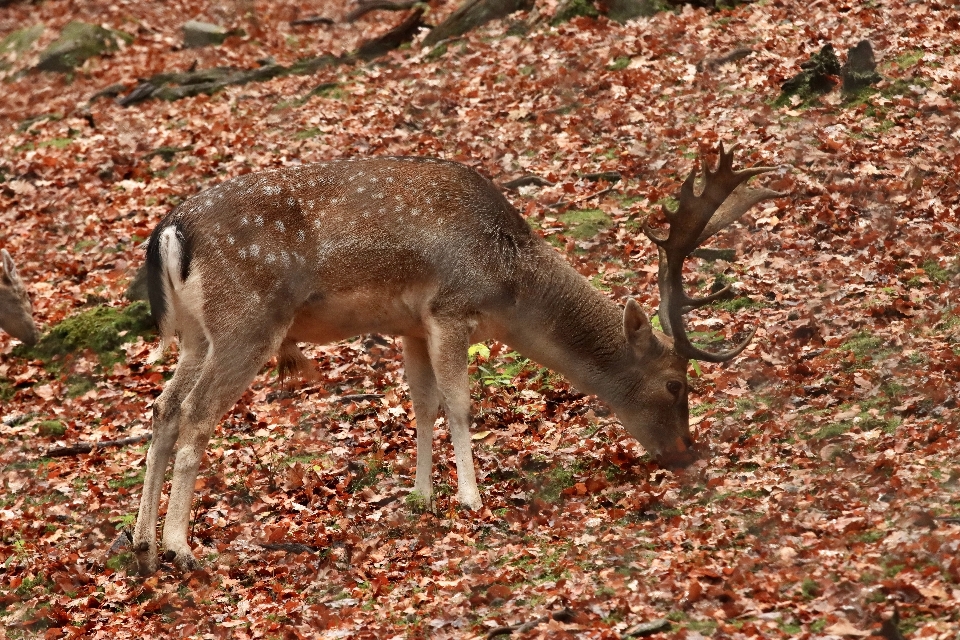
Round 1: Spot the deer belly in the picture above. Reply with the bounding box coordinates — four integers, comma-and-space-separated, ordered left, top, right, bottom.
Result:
285, 286, 434, 344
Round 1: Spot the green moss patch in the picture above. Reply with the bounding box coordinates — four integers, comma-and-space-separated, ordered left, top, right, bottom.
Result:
37, 420, 66, 438
558, 209, 612, 239
16, 301, 154, 369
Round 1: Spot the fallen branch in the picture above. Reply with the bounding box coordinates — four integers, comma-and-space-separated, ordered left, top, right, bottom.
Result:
696, 46, 753, 72
290, 15, 335, 26
580, 170, 621, 183
622, 618, 671, 638
486, 607, 575, 638
258, 542, 322, 554
548, 186, 617, 209
344, 0, 419, 23
501, 174, 555, 190
338, 393, 385, 403
46, 433, 152, 458
356, 8, 426, 61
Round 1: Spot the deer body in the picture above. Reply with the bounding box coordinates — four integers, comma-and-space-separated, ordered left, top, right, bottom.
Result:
0, 249, 40, 346
134, 152, 779, 574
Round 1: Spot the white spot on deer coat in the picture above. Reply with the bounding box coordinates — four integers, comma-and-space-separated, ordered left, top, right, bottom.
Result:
249, 244, 261, 258
275, 220, 286, 233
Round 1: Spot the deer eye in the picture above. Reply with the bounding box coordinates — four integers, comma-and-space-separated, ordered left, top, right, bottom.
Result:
666, 380, 683, 397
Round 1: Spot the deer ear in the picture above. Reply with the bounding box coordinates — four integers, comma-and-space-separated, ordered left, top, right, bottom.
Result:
623, 298, 662, 355
1, 249, 16, 285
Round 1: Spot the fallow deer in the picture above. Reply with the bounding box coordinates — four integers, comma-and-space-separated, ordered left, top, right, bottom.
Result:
0, 249, 40, 346
132, 145, 782, 574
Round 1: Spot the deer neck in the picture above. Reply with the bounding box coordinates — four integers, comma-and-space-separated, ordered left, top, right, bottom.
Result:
498, 245, 632, 399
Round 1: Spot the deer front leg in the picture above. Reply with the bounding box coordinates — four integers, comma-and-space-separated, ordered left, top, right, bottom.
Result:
401, 336, 441, 510
425, 319, 482, 510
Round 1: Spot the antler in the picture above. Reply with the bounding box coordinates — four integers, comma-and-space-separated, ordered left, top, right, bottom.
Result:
642, 144, 783, 363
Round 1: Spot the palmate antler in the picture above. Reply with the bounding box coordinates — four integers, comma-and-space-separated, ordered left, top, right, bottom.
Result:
643, 144, 783, 363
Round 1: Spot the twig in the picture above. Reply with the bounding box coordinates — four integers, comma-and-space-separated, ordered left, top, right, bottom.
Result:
45, 433, 152, 458
501, 174, 555, 190
338, 393, 385, 403
486, 608, 575, 638
579, 170, 621, 183
697, 46, 753, 72
290, 15, 335, 26
344, 0, 419, 23
623, 618, 671, 638
258, 542, 322, 554
548, 186, 617, 209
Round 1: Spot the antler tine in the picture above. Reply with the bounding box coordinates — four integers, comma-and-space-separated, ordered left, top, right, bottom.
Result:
651, 142, 784, 363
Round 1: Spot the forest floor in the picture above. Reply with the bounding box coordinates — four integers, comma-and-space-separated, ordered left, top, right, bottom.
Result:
1, 0, 959, 638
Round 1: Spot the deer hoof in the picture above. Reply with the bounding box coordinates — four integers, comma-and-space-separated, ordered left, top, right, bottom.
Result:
134, 543, 158, 576
163, 548, 200, 572
457, 492, 483, 511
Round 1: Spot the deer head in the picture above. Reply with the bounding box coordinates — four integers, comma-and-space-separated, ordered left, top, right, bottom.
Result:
0, 249, 40, 346
631, 144, 782, 464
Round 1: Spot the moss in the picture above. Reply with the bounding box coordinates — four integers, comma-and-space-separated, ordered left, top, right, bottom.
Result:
405, 491, 429, 513
894, 49, 925, 69
558, 209, 612, 239
36, 420, 66, 437
840, 331, 889, 362
712, 296, 766, 313
108, 468, 145, 490
921, 259, 951, 283
425, 42, 447, 61
552, 0, 600, 25
348, 456, 388, 493
775, 44, 841, 107
0, 25, 44, 69
608, 56, 631, 71
15, 301, 155, 369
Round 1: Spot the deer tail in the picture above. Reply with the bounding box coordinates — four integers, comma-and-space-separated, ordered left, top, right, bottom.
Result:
144, 219, 193, 363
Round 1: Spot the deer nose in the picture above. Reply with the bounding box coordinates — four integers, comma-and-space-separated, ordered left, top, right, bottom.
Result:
656, 436, 699, 469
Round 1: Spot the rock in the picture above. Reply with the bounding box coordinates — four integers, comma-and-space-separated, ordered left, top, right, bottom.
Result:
842, 40, 882, 95
182, 20, 228, 48
36, 21, 132, 73
0, 24, 44, 70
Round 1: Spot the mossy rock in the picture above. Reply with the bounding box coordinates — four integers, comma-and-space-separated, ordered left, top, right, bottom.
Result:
552, 0, 600, 24
37, 420, 66, 438
16, 302, 155, 368
776, 44, 841, 106
36, 21, 133, 73
558, 209, 612, 239
0, 24, 44, 70
182, 20, 228, 49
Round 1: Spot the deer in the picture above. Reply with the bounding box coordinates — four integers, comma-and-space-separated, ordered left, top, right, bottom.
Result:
131, 144, 783, 575
0, 249, 40, 346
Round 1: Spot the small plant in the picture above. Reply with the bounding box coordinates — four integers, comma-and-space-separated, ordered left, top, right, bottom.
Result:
405, 490, 429, 513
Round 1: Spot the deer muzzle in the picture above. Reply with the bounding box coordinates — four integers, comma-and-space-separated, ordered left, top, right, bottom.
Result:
655, 435, 700, 469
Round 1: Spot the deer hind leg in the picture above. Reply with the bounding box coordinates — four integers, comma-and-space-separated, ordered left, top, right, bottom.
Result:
133, 327, 208, 575
161, 330, 285, 571
401, 336, 441, 510
425, 318, 482, 510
